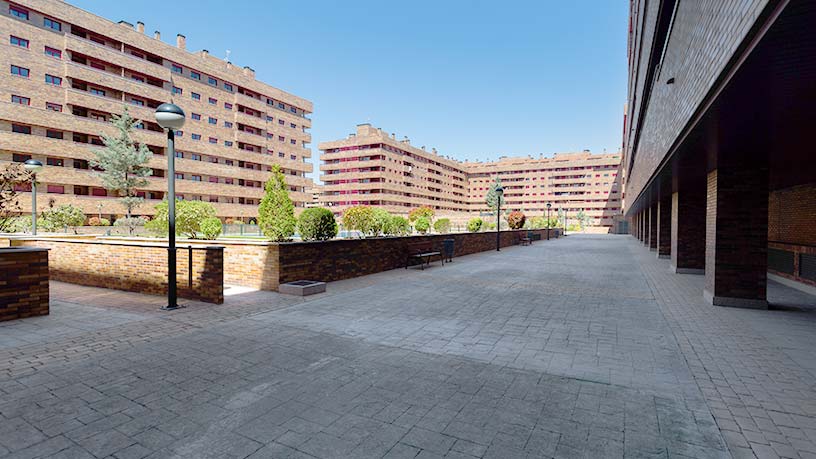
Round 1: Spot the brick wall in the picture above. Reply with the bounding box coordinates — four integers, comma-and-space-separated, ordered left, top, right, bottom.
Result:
0, 248, 49, 321
768, 184, 816, 246
9, 239, 223, 304
277, 229, 556, 285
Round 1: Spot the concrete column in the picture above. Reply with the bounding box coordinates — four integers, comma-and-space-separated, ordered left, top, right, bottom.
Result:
670, 190, 705, 274
656, 196, 671, 258
703, 165, 769, 309
649, 204, 658, 251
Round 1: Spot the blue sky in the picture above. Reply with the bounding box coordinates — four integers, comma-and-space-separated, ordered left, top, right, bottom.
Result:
70, 0, 628, 178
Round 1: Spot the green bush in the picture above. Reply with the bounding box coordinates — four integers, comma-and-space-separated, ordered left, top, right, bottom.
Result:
507, 211, 526, 230
485, 222, 496, 230
371, 208, 393, 236
433, 218, 451, 233
87, 216, 111, 226
200, 217, 223, 240
113, 216, 146, 227
258, 165, 296, 241
298, 207, 337, 241
385, 216, 411, 236
408, 206, 435, 223
42, 204, 85, 233
342, 205, 375, 237
146, 200, 216, 239
414, 216, 431, 234
8, 215, 31, 233
467, 217, 483, 232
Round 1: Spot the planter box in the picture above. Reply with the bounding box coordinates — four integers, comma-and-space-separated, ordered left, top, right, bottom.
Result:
0, 247, 49, 321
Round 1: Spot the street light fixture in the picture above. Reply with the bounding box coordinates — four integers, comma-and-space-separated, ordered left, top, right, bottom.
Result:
23, 159, 43, 235
546, 202, 552, 240
154, 103, 186, 311
496, 184, 504, 251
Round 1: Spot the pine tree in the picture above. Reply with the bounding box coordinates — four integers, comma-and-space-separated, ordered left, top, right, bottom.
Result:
485, 177, 505, 214
258, 165, 296, 241
91, 107, 152, 234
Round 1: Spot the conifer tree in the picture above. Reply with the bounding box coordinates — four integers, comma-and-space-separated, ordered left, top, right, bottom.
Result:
258, 165, 296, 241
485, 177, 505, 214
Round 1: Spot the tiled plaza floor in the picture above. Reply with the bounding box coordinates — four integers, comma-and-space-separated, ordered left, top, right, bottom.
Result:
1, 234, 814, 458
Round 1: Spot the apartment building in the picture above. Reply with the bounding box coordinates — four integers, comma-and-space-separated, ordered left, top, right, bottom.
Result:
1, 0, 313, 221
319, 124, 623, 228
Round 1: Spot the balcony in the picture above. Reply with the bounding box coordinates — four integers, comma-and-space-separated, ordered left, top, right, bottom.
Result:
65, 34, 167, 79
66, 62, 168, 102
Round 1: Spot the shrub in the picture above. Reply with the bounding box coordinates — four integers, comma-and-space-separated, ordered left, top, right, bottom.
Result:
146, 200, 216, 239
384, 216, 411, 236
298, 207, 337, 241
258, 165, 296, 241
467, 217, 483, 232
88, 216, 111, 226
8, 215, 31, 233
433, 218, 451, 234
485, 222, 496, 230
42, 204, 85, 233
408, 206, 435, 223
507, 211, 526, 230
113, 216, 146, 227
371, 208, 392, 236
200, 217, 223, 240
414, 216, 431, 234
342, 205, 375, 237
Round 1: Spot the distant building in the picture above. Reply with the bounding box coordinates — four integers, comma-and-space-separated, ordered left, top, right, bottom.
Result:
319, 124, 623, 228
305, 185, 323, 208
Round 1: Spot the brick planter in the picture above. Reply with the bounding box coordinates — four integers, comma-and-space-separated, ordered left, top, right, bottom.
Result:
0, 247, 50, 321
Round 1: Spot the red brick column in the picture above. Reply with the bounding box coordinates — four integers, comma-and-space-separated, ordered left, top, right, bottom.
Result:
0, 248, 49, 321
637, 212, 643, 241
649, 204, 658, 251
704, 166, 769, 308
641, 211, 647, 244
656, 196, 672, 258
670, 190, 705, 274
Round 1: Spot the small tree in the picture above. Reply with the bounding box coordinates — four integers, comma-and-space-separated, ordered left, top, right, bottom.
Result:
342, 205, 375, 237
384, 216, 411, 236
467, 217, 483, 232
92, 107, 152, 235
408, 206, 435, 223
414, 216, 431, 234
298, 207, 338, 241
576, 211, 591, 231
258, 165, 296, 241
507, 211, 526, 230
200, 217, 222, 240
146, 200, 216, 238
485, 178, 505, 214
433, 218, 451, 234
0, 163, 32, 232
42, 204, 85, 234
371, 208, 392, 236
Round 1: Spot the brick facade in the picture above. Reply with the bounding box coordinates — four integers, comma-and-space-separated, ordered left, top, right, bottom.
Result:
656, 195, 671, 258
670, 190, 705, 273
648, 204, 657, 250
768, 184, 816, 247
0, 247, 49, 321
9, 238, 223, 303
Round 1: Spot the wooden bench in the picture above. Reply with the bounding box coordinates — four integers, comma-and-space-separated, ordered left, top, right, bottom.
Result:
405, 241, 444, 270
519, 234, 532, 246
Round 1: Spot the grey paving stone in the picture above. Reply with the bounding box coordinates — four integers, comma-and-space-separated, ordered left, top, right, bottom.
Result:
0, 417, 48, 452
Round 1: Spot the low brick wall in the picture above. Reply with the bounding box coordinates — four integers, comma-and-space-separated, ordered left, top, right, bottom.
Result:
0, 248, 50, 321
9, 239, 224, 304
277, 229, 558, 285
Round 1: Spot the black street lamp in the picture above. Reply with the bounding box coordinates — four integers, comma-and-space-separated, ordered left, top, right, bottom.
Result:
23, 159, 43, 235
546, 202, 552, 240
496, 185, 504, 251
155, 103, 186, 311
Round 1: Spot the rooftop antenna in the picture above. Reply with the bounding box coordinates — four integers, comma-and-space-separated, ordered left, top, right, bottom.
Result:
224, 49, 231, 62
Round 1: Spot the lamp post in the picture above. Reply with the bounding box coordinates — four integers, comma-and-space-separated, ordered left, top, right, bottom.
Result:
495, 184, 504, 251
546, 202, 552, 240
23, 159, 43, 235
155, 103, 186, 311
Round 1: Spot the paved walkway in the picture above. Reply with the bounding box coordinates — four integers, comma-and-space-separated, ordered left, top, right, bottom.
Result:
1, 235, 814, 458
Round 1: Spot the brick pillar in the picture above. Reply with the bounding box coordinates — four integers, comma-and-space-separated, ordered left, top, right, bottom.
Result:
670, 190, 705, 274
643, 209, 650, 246
656, 196, 671, 258
635, 213, 640, 240
649, 204, 658, 251
704, 165, 769, 309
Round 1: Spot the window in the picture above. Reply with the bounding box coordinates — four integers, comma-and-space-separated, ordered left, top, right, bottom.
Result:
130, 98, 144, 106
171, 64, 182, 73
172, 86, 182, 95
12, 124, 31, 135
74, 159, 89, 170
208, 137, 217, 144
131, 74, 145, 83
175, 130, 183, 137
208, 77, 217, 86
46, 129, 63, 139
224, 83, 233, 91
11, 95, 30, 105
11, 65, 29, 77
175, 151, 184, 158
290, 123, 296, 129
45, 74, 61, 86
191, 113, 201, 120
191, 175, 202, 181
191, 133, 201, 140
175, 173, 184, 180
290, 155, 296, 160
12, 153, 31, 162
43, 18, 61, 31
191, 154, 201, 161
190, 71, 200, 80
191, 92, 200, 100
9, 5, 28, 19
46, 102, 62, 112
278, 136, 285, 142
46, 157, 63, 167
290, 139, 296, 145
208, 97, 217, 105
90, 88, 105, 96
224, 121, 233, 128
10, 36, 28, 48
266, 116, 273, 122
89, 61, 104, 70
47, 185, 64, 194
224, 102, 233, 110
278, 119, 285, 125
208, 117, 217, 125
224, 141, 233, 147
